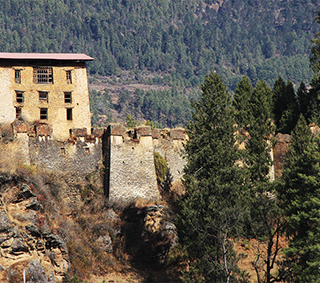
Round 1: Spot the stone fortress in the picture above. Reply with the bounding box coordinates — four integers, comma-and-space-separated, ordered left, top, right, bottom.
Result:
0, 53, 187, 203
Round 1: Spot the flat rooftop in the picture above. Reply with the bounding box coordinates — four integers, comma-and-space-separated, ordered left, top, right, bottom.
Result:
0, 53, 94, 61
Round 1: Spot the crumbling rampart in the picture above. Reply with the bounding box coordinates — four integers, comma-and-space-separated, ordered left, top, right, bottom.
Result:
0, 120, 187, 203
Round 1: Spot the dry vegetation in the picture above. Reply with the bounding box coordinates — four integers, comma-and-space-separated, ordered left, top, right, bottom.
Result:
0, 159, 186, 283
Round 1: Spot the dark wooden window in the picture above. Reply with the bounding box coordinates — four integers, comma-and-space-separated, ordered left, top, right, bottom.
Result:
16, 107, 22, 119
33, 67, 53, 84
16, 91, 24, 103
15, 70, 21, 83
40, 108, 48, 120
39, 91, 48, 102
66, 108, 72, 120
64, 92, 72, 103
66, 70, 72, 84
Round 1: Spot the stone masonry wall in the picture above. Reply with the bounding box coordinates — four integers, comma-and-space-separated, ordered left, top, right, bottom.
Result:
105, 124, 160, 204
152, 128, 188, 186
1, 121, 187, 203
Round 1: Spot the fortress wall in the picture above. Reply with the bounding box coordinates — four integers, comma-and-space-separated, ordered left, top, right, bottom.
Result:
1, 122, 187, 203
29, 137, 102, 176
152, 128, 187, 185
105, 124, 160, 204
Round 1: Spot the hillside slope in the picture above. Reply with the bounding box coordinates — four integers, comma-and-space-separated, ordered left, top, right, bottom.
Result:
0, 0, 318, 88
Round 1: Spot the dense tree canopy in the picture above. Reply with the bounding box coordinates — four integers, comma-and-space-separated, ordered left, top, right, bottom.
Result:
0, 0, 318, 89
177, 72, 250, 283
277, 115, 320, 282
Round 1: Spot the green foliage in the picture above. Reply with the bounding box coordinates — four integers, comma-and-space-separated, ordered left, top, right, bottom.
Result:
272, 77, 300, 134
154, 152, 168, 185
144, 120, 158, 130
89, 89, 113, 127
277, 115, 320, 282
311, 11, 320, 76
126, 114, 139, 128
309, 12, 320, 126
177, 72, 250, 283
0, 0, 317, 91
246, 80, 274, 184
237, 78, 285, 282
233, 75, 254, 128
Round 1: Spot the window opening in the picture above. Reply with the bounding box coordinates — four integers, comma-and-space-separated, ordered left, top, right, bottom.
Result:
33, 67, 53, 84
66, 108, 72, 120
64, 92, 72, 103
16, 91, 24, 103
39, 91, 48, 102
40, 108, 48, 120
15, 70, 21, 83
66, 70, 72, 84
16, 107, 22, 119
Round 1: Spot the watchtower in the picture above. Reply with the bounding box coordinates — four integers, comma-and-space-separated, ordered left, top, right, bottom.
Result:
0, 53, 93, 140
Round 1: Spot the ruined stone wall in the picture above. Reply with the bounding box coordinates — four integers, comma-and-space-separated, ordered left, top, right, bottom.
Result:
29, 137, 102, 176
105, 124, 160, 203
152, 128, 187, 186
1, 122, 188, 203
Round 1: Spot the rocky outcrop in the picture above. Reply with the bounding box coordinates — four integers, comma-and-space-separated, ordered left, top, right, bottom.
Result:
122, 203, 178, 267
0, 174, 69, 282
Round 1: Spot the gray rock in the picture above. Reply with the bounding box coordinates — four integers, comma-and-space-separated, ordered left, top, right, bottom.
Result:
98, 235, 113, 253
26, 198, 43, 211
26, 260, 49, 283
45, 234, 67, 253
146, 205, 158, 213
0, 210, 11, 232
104, 209, 119, 222
13, 184, 36, 203
11, 238, 29, 254
26, 225, 41, 237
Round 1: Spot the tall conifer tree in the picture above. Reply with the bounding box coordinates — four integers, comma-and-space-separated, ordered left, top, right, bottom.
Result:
244, 80, 283, 282
277, 115, 320, 282
309, 12, 320, 125
246, 80, 274, 184
233, 75, 254, 128
177, 72, 249, 283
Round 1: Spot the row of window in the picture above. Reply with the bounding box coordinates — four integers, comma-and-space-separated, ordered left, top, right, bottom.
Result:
16, 107, 73, 121
15, 68, 72, 84
16, 91, 72, 104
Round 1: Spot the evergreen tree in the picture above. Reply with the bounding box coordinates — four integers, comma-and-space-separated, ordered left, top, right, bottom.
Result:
233, 75, 254, 128
278, 81, 299, 134
272, 77, 286, 129
246, 80, 274, 184
309, 12, 320, 126
243, 80, 283, 282
296, 81, 310, 120
272, 77, 299, 134
177, 72, 249, 283
277, 115, 320, 282
310, 11, 320, 77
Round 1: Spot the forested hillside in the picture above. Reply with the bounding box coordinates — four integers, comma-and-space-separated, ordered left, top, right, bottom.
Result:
1, 0, 320, 126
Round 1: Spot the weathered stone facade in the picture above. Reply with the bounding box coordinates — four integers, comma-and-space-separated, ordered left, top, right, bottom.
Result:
104, 124, 160, 203
0, 53, 187, 203
0, 53, 93, 140
0, 122, 187, 203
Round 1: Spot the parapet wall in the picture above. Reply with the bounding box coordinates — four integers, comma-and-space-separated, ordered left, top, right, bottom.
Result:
0, 120, 187, 204
105, 124, 160, 203
152, 128, 187, 186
